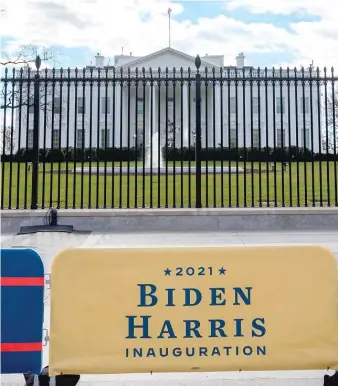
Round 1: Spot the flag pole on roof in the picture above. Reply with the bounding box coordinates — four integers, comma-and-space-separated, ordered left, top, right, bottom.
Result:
168, 6, 172, 47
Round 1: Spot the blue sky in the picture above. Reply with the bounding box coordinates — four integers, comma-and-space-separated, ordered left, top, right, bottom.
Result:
173, 3, 320, 68
0, 0, 336, 70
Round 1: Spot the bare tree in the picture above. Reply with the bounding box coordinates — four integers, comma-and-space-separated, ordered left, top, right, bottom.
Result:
322, 92, 338, 153
0, 45, 56, 67
1, 45, 67, 152
1, 45, 61, 111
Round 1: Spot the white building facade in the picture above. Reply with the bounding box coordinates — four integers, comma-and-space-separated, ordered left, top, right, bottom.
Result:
16, 47, 322, 153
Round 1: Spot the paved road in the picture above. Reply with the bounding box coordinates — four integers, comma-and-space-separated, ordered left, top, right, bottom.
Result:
1, 230, 337, 386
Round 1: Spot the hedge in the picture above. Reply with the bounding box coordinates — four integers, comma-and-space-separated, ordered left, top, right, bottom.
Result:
1, 146, 337, 162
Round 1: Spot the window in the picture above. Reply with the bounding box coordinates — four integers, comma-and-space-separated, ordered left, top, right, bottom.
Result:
300, 128, 310, 149
252, 97, 260, 114
52, 130, 60, 148
252, 129, 260, 148
27, 130, 34, 148
101, 97, 110, 114
229, 97, 236, 114
276, 129, 286, 148
168, 97, 174, 122
276, 97, 285, 114
137, 98, 144, 134
229, 123, 237, 148
101, 129, 111, 148
28, 96, 34, 114
76, 129, 85, 148
53, 97, 61, 114
77, 97, 85, 114
300, 97, 309, 114
230, 129, 237, 148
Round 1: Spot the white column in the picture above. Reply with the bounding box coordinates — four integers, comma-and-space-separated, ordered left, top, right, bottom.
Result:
182, 84, 189, 147
214, 83, 221, 147
148, 84, 152, 145
207, 89, 213, 148
115, 84, 121, 147
123, 89, 128, 147
152, 84, 157, 134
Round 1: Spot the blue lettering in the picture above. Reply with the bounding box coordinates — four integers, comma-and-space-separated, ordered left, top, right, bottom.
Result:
159, 348, 168, 357
211, 347, 221, 356
157, 320, 177, 339
257, 346, 266, 355
125, 316, 151, 339
138, 284, 158, 307
234, 318, 244, 337
210, 288, 226, 306
209, 319, 227, 337
243, 346, 253, 356
146, 348, 155, 357
199, 347, 208, 356
223, 346, 231, 355
186, 348, 195, 357
173, 348, 182, 357
233, 287, 252, 305
133, 348, 143, 357
165, 288, 176, 306
183, 288, 202, 306
184, 320, 202, 338
252, 318, 266, 337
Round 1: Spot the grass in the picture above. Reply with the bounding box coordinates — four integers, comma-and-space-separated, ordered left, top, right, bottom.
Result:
1, 161, 338, 209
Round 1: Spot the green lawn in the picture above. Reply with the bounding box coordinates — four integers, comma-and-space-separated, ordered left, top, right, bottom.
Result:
1, 161, 337, 209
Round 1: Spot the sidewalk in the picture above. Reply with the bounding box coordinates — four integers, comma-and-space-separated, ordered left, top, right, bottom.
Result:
1, 230, 337, 386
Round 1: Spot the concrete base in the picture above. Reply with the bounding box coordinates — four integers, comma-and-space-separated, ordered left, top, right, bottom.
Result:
1, 207, 338, 233
0, 371, 331, 386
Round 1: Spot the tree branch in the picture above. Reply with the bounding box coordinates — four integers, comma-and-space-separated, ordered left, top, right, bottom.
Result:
0, 44, 57, 67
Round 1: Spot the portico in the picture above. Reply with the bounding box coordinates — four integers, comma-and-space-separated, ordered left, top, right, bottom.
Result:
113, 47, 223, 149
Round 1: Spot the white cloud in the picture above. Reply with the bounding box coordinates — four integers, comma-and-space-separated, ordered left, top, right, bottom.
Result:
0, 0, 337, 69
224, 0, 338, 68
225, 0, 336, 19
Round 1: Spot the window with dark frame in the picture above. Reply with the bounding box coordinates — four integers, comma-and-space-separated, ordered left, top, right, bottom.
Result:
77, 97, 85, 114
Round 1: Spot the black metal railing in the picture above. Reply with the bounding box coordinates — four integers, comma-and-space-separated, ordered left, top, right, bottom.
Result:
1, 55, 337, 209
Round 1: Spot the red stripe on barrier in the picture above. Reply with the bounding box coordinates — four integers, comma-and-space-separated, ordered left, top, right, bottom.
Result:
0, 342, 42, 352
0, 277, 44, 286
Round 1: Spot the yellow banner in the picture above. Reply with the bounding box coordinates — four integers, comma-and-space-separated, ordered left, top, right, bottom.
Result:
49, 246, 338, 375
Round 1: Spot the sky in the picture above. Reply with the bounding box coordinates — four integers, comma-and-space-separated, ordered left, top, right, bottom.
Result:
0, 0, 338, 70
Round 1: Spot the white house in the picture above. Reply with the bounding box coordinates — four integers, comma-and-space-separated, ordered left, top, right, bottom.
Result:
15, 47, 321, 153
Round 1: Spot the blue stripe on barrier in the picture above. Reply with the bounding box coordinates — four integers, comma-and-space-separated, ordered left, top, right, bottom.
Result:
1, 287, 44, 343
1, 352, 42, 374
1, 249, 44, 277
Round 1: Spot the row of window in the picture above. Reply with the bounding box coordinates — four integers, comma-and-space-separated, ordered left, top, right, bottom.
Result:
228, 97, 311, 114
28, 97, 312, 115
27, 128, 311, 150
27, 129, 111, 149
248, 129, 310, 149
28, 97, 111, 115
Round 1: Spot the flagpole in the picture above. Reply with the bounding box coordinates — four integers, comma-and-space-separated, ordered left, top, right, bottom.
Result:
168, 7, 172, 48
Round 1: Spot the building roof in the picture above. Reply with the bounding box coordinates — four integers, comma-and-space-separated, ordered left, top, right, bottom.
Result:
114, 47, 221, 70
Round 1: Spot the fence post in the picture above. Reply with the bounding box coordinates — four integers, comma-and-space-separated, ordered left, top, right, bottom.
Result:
195, 55, 202, 208
30, 55, 41, 210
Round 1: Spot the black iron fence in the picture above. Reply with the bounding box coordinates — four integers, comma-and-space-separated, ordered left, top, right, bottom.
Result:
1, 55, 338, 209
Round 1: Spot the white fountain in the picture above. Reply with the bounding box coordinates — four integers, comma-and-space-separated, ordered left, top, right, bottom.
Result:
76, 126, 244, 175
144, 132, 165, 169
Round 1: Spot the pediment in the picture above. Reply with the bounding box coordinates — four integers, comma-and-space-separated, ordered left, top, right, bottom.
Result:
117, 47, 218, 71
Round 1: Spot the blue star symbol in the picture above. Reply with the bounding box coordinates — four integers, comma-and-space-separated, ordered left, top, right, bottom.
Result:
219, 267, 226, 275
164, 268, 171, 276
